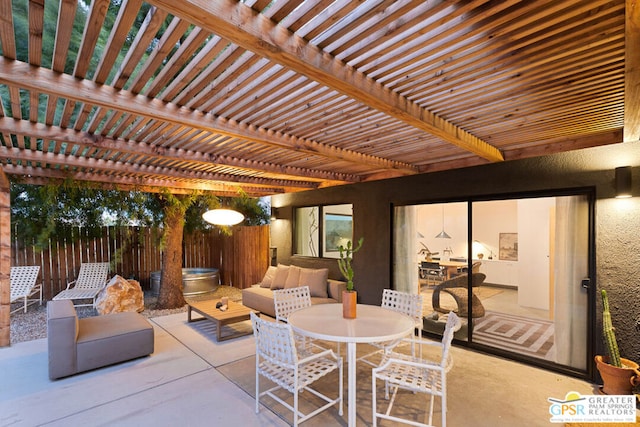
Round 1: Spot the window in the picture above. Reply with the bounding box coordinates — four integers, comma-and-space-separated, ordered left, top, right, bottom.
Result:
393, 192, 592, 374
295, 204, 352, 258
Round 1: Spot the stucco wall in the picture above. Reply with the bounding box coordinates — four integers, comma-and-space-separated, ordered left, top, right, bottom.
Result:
271, 141, 640, 375
596, 197, 640, 363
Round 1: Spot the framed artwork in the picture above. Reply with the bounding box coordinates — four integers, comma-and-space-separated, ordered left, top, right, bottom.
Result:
324, 213, 353, 253
499, 233, 518, 261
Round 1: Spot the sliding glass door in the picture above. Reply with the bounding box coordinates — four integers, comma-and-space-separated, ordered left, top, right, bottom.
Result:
393, 193, 591, 373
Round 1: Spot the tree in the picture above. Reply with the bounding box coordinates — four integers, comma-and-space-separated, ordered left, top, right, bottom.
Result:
156, 192, 195, 308
155, 190, 270, 308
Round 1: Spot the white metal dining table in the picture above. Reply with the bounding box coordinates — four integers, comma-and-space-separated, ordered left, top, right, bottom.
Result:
287, 303, 415, 427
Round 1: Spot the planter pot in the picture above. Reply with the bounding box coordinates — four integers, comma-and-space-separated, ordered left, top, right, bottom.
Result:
342, 290, 357, 319
594, 355, 640, 395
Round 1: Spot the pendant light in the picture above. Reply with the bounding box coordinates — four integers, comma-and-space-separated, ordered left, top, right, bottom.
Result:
202, 208, 245, 226
434, 206, 451, 239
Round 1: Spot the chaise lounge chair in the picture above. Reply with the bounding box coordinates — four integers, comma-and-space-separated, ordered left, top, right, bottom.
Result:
53, 262, 110, 307
10, 266, 42, 314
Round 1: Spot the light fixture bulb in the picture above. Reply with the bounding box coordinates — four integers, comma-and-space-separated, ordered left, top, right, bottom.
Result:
202, 209, 245, 226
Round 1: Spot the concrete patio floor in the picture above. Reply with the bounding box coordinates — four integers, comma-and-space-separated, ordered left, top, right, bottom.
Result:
0, 311, 616, 426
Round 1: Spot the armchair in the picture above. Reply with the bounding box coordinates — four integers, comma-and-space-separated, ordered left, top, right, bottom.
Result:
432, 272, 487, 318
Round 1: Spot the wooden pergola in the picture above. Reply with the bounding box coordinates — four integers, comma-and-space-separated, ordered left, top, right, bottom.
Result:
1, 0, 639, 346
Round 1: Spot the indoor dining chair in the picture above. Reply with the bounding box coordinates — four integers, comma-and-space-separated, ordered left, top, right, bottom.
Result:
251, 312, 343, 426
372, 311, 461, 427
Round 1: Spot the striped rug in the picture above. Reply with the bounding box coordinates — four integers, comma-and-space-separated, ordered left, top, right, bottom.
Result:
472, 311, 555, 360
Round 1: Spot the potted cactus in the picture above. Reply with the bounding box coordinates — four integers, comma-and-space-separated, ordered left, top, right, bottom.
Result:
337, 237, 363, 319
594, 289, 640, 395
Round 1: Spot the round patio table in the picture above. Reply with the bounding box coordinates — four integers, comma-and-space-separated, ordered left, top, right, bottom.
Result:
288, 303, 415, 427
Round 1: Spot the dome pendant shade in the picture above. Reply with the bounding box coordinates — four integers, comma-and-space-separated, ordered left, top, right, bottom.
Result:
202, 209, 245, 226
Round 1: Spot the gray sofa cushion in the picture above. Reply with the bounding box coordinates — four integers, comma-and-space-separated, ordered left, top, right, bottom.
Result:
241, 286, 277, 317
76, 313, 154, 373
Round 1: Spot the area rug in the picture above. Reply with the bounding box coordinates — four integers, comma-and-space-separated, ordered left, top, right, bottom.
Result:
150, 312, 255, 367
472, 311, 555, 360
218, 347, 441, 427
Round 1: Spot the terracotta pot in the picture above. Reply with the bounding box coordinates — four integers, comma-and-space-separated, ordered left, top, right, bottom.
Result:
342, 290, 357, 319
594, 355, 640, 395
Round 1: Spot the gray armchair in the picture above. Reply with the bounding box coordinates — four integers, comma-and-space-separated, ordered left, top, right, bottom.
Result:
47, 299, 154, 380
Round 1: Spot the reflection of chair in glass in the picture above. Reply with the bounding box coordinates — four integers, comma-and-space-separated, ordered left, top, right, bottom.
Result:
432, 273, 486, 318
372, 312, 461, 427
10, 266, 42, 314
419, 261, 446, 286
251, 312, 343, 426
359, 289, 424, 366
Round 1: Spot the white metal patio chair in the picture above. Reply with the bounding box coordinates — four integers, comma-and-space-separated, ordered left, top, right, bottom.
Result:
251, 312, 343, 426
359, 289, 424, 366
53, 262, 109, 307
372, 312, 461, 427
273, 286, 331, 353
10, 266, 42, 314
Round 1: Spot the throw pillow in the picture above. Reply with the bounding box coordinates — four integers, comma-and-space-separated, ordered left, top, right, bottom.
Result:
260, 266, 277, 288
299, 267, 329, 298
271, 264, 290, 289
284, 265, 302, 288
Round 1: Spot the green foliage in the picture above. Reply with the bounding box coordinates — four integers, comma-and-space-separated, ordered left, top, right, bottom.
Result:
228, 191, 270, 226
10, 182, 270, 248
337, 237, 364, 292
601, 289, 622, 367
2, 0, 168, 125
11, 182, 162, 249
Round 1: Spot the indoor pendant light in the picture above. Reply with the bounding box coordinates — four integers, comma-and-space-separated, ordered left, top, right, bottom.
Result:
202, 208, 245, 226
434, 206, 451, 239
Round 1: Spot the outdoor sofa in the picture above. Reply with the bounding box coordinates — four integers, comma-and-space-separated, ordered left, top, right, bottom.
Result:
241, 264, 346, 318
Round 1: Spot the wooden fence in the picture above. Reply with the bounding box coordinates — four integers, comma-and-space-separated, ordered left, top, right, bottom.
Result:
12, 225, 270, 300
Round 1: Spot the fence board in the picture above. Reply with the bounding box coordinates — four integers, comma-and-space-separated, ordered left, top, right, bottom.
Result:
11, 225, 269, 300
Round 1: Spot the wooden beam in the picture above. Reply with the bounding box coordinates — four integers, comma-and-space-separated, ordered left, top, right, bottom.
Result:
5, 164, 286, 197
0, 166, 10, 347
0, 117, 357, 184
0, 146, 317, 190
625, 0, 640, 142
146, 0, 504, 163
0, 58, 418, 175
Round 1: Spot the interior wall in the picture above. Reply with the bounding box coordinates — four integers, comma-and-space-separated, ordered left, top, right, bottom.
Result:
517, 197, 554, 309
472, 200, 517, 259
271, 141, 640, 371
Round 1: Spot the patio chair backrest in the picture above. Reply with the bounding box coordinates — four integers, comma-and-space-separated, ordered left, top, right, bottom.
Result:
10, 266, 40, 298
75, 262, 109, 289
273, 286, 312, 323
381, 289, 424, 328
251, 312, 297, 367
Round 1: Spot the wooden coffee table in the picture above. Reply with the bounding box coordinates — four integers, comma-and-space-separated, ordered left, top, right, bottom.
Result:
187, 299, 259, 341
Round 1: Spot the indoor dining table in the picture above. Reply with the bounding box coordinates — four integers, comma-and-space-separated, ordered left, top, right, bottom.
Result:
288, 303, 415, 427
